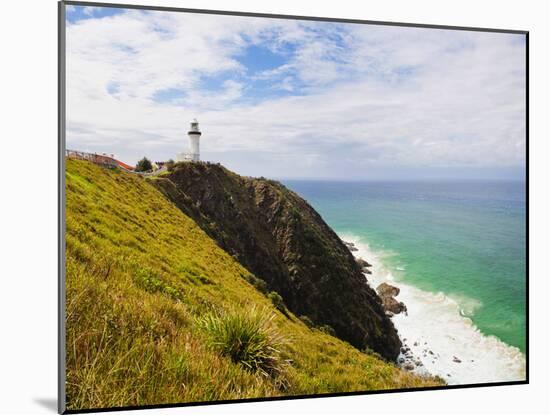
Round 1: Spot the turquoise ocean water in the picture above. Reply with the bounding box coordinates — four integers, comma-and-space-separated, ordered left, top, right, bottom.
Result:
283, 180, 526, 354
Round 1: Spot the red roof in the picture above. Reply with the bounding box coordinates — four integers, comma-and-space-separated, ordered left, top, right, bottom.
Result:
115, 159, 134, 170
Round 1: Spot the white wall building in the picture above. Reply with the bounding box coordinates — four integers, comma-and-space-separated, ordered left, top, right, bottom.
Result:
177, 119, 202, 162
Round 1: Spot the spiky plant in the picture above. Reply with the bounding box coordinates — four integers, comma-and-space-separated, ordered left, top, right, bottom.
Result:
197, 307, 290, 380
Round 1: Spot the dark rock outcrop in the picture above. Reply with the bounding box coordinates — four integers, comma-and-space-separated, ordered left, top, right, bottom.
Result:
152, 162, 401, 360
343, 241, 359, 252
355, 257, 372, 269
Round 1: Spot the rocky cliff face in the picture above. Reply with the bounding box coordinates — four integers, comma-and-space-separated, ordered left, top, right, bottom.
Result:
153, 162, 401, 360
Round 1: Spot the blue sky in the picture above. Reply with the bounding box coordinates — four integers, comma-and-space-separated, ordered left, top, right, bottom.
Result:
66, 4, 123, 23
65, 5, 526, 180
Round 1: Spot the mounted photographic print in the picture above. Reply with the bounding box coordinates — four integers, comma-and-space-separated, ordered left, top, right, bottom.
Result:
58, 1, 528, 413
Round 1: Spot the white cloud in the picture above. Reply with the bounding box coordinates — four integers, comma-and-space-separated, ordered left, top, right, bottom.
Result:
65, 9, 526, 179
82, 6, 102, 16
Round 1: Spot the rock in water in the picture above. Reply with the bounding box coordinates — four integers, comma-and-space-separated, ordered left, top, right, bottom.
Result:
377, 282, 400, 297
382, 297, 407, 315
152, 162, 401, 360
404, 363, 415, 371
376, 282, 407, 315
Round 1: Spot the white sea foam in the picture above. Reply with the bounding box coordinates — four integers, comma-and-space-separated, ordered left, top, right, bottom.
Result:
340, 233, 526, 385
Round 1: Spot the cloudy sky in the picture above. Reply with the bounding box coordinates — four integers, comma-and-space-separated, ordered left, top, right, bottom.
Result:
65, 5, 526, 180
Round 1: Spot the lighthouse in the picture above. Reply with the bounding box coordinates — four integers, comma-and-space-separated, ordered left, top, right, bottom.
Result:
188, 118, 202, 161
177, 118, 202, 162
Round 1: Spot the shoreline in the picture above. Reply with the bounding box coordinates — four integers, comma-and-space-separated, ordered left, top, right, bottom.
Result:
341, 233, 526, 385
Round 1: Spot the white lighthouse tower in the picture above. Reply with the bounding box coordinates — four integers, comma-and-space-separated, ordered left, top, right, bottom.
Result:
177, 118, 202, 162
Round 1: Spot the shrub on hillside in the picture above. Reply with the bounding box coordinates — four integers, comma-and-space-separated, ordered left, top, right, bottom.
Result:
242, 273, 268, 294
363, 347, 384, 361
135, 157, 153, 172
196, 307, 290, 380
299, 315, 314, 329
134, 266, 183, 302
268, 291, 286, 312
319, 324, 336, 337
166, 159, 175, 172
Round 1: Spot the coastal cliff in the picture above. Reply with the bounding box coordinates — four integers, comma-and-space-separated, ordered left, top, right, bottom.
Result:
152, 162, 401, 360
65, 159, 443, 409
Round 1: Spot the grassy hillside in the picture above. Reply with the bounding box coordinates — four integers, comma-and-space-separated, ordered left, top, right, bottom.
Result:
65, 159, 443, 411
153, 162, 401, 359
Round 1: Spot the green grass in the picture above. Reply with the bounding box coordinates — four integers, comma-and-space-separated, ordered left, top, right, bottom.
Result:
65, 159, 443, 411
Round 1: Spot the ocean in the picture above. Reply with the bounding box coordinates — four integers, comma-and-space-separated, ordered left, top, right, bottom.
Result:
282, 179, 527, 384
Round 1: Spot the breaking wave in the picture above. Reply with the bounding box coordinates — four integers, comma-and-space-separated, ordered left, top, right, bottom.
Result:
341, 233, 526, 385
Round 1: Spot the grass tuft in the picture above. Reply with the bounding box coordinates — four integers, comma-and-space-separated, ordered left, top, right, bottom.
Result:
197, 307, 290, 380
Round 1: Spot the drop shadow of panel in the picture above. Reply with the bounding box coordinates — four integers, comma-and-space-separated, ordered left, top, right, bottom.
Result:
34, 398, 57, 413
